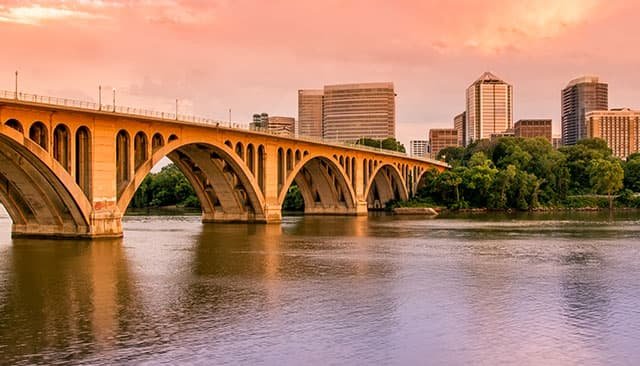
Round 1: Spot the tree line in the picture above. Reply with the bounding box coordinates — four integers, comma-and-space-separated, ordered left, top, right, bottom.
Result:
408, 137, 640, 210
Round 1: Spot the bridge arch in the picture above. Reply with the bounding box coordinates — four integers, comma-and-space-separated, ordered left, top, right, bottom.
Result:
0, 126, 92, 237
365, 163, 408, 209
116, 138, 267, 223
278, 153, 357, 215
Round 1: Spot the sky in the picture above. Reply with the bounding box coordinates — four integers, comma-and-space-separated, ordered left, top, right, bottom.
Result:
0, 0, 639, 145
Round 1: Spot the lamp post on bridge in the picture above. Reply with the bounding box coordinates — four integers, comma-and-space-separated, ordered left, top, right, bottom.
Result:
112, 88, 116, 112
98, 85, 102, 111
175, 99, 179, 121
14, 70, 18, 100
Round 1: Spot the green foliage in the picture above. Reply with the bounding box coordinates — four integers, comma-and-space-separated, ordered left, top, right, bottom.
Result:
356, 137, 406, 153
624, 154, 640, 192
588, 158, 624, 209
129, 164, 201, 209
559, 138, 612, 194
436, 146, 465, 166
283, 184, 305, 211
414, 136, 633, 211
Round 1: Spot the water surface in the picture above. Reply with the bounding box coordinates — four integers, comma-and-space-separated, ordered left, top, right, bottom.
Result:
0, 212, 639, 365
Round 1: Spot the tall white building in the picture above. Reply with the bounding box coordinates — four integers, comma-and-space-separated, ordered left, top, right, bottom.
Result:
465, 72, 513, 145
409, 140, 428, 158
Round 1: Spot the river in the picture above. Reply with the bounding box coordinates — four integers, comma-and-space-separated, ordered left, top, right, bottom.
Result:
0, 211, 639, 365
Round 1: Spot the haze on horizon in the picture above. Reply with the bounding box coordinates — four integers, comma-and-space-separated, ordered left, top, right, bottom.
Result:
0, 0, 638, 145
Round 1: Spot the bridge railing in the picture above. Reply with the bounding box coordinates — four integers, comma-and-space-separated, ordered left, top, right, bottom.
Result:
0, 89, 445, 165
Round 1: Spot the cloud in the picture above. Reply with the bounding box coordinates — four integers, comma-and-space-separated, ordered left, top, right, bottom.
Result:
0, 3, 108, 25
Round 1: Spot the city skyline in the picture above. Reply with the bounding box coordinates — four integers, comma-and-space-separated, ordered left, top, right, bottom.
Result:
1, 1, 639, 146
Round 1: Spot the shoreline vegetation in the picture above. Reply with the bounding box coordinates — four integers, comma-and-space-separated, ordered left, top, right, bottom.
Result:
391, 137, 640, 213
126, 137, 640, 216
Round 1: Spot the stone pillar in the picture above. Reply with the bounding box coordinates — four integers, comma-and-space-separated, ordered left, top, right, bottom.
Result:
262, 144, 282, 223
89, 118, 124, 237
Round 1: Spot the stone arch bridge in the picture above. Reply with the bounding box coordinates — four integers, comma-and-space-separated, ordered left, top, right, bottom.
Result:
0, 93, 447, 238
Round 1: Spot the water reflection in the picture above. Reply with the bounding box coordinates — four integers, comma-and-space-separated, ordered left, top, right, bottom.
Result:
0, 238, 140, 364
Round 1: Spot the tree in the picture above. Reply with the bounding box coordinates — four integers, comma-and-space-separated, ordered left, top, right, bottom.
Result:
588, 158, 624, 209
283, 184, 305, 211
436, 146, 464, 166
559, 138, 612, 193
355, 137, 405, 153
624, 154, 640, 192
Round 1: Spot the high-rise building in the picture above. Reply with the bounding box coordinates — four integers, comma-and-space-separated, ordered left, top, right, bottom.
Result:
453, 111, 466, 147
322, 82, 395, 141
465, 72, 513, 145
250, 113, 269, 130
267, 116, 296, 136
409, 140, 428, 158
429, 128, 458, 159
586, 108, 640, 159
298, 89, 324, 138
561, 76, 608, 146
514, 119, 552, 142
552, 135, 563, 149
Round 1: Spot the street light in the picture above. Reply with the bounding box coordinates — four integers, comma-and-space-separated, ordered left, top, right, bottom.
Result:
98, 85, 102, 110
175, 99, 179, 120
112, 88, 116, 112
14, 70, 18, 100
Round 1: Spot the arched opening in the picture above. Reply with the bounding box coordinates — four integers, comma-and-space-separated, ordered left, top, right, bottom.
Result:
277, 148, 285, 192
286, 149, 293, 173
366, 165, 408, 210
29, 121, 48, 150
246, 144, 255, 175
351, 157, 356, 189
53, 124, 71, 172
75, 126, 91, 197
168, 134, 178, 142
235, 142, 244, 160
152, 133, 164, 152
134, 132, 149, 170
363, 159, 369, 186
345, 156, 350, 176
225, 140, 233, 149
279, 156, 356, 215
116, 130, 130, 196
295, 150, 301, 163
4, 119, 23, 133
257, 145, 265, 193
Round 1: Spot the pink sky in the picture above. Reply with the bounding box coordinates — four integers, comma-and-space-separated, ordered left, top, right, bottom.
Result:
0, 0, 639, 145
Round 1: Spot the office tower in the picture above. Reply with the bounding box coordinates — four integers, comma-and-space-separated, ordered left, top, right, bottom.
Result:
267, 116, 295, 136
428, 128, 458, 159
561, 76, 608, 145
514, 119, 552, 142
322, 82, 395, 141
250, 113, 269, 130
298, 89, 324, 138
552, 135, 563, 149
586, 108, 640, 159
453, 111, 466, 147
465, 72, 513, 145
409, 140, 428, 158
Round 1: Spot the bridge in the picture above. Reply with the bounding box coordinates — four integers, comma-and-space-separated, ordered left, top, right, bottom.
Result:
0, 90, 447, 239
